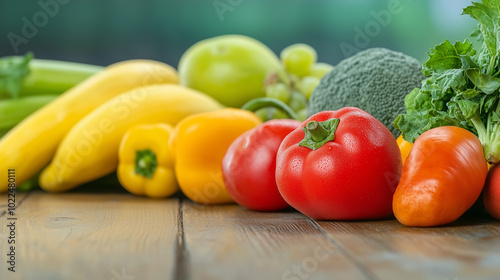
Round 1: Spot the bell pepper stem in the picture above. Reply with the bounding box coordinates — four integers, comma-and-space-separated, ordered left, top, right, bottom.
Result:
135, 149, 157, 179
305, 121, 329, 142
241, 97, 299, 120
299, 118, 340, 150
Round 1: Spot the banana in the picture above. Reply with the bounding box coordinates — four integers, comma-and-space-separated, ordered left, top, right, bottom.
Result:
39, 84, 224, 192
0, 60, 178, 192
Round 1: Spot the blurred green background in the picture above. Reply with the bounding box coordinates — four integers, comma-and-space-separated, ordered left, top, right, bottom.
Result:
0, 0, 476, 67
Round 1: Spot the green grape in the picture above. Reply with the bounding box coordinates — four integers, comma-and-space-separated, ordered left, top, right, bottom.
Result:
297, 76, 320, 100
280, 44, 317, 77
309, 62, 334, 78
265, 83, 291, 103
289, 90, 308, 112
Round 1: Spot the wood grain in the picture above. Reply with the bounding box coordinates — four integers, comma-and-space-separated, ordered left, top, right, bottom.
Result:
2, 190, 500, 280
0, 191, 179, 280
0, 191, 29, 209
316, 218, 500, 280
180, 200, 370, 280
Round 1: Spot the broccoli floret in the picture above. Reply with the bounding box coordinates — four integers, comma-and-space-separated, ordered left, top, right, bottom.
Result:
307, 48, 425, 136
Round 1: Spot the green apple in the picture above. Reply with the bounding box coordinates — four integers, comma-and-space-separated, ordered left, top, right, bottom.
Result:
178, 35, 283, 108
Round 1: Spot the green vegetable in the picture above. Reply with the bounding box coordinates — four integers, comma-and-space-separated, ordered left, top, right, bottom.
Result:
0, 95, 57, 138
395, 0, 500, 164
0, 53, 103, 99
307, 48, 425, 136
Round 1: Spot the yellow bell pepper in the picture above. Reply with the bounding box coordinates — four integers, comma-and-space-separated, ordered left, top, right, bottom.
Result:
173, 108, 262, 204
117, 123, 178, 198
396, 135, 413, 164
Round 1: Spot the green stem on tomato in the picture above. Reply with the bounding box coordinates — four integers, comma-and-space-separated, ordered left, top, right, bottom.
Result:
241, 97, 300, 120
305, 121, 329, 142
299, 118, 340, 151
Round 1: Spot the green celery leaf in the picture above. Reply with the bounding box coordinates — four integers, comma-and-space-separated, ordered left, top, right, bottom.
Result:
436, 68, 468, 93
460, 55, 479, 69
463, 0, 500, 58
423, 39, 476, 75
490, 111, 500, 123
471, 25, 484, 44
475, 44, 492, 72
462, 88, 481, 99
0, 53, 33, 99
465, 68, 500, 94
481, 94, 499, 114
395, 109, 461, 143
457, 99, 480, 119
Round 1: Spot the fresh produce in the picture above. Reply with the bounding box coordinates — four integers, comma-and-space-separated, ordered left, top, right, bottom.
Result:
222, 119, 300, 211
276, 107, 402, 220
0, 95, 57, 137
395, 0, 500, 164
0, 53, 103, 99
173, 108, 262, 204
396, 135, 413, 164
393, 126, 488, 227
308, 48, 425, 136
484, 164, 500, 220
118, 123, 178, 198
309, 62, 334, 79
178, 35, 283, 108
259, 43, 332, 121
39, 84, 223, 192
0, 59, 178, 193
280, 43, 317, 77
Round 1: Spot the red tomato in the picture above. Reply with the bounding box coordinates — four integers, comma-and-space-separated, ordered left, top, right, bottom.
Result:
276, 107, 402, 220
484, 163, 500, 220
222, 119, 301, 211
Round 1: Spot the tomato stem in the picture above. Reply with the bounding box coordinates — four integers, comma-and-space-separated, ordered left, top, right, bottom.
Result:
305, 121, 329, 142
299, 118, 340, 150
135, 149, 157, 178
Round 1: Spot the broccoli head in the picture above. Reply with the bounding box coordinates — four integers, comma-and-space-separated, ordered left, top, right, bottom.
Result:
307, 48, 425, 136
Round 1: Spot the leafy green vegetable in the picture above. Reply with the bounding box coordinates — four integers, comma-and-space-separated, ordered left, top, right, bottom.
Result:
0, 53, 32, 99
422, 39, 476, 75
395, 0, 500, 163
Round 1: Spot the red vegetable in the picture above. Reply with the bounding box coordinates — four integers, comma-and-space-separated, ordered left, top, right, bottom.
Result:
393, 126, 488, 226
484, 164, 500, 220
222, 119, 301, 211
275, 107, 402, 220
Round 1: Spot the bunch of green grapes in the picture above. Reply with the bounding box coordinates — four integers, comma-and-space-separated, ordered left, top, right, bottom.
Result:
257, 44, 334, 121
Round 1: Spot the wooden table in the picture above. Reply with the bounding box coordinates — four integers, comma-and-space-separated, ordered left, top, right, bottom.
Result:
1, 188, 500, 280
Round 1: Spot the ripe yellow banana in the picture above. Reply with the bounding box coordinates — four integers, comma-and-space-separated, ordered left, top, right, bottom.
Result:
39, 84, 224, 192
0, 60, 178, 192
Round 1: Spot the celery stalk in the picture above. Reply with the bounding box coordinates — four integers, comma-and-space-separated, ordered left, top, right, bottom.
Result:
0, 53, 103, 99
0, 95, 57, 138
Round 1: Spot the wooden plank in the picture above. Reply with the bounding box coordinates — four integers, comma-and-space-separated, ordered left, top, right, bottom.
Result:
180, 200, 370, 280
0, 191, 29, 208
0, 191, 179, 280
316, 218, 500, 280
